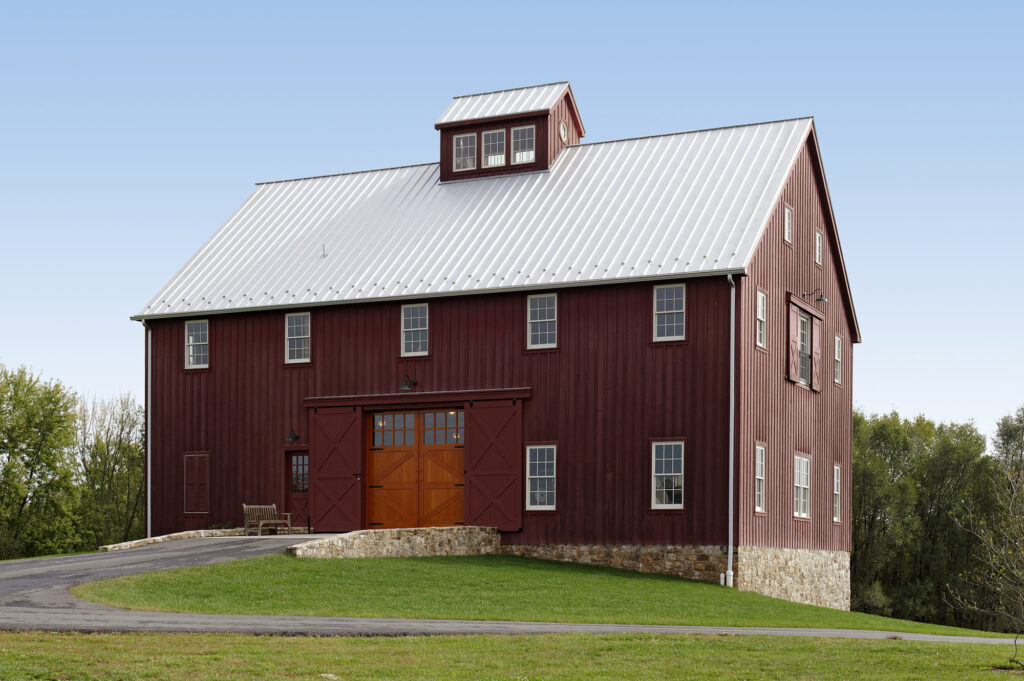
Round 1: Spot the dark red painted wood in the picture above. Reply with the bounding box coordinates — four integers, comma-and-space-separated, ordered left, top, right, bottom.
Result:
309, 406, 363, 532
464, 399, 522, 531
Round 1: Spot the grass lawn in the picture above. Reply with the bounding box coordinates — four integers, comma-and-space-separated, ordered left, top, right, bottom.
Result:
0, 631, 1018, 680
74, 554, 1008, 638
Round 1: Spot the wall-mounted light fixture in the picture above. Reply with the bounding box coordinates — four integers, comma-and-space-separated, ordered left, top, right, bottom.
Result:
285, 429, 300, 442
398, 374, 418, 391
802, 288, 828, 303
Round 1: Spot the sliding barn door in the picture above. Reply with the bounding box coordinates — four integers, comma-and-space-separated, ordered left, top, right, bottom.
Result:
464, 399, 522, 531
309, 406, 363, 532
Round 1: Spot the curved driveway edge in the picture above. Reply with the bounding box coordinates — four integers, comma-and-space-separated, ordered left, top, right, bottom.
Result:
0, 538, 1012, 644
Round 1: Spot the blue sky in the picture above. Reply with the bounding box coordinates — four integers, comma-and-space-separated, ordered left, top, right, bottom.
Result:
1, 1, 1021, 443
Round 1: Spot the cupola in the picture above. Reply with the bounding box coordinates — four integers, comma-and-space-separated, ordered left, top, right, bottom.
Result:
434, 82, 585, 182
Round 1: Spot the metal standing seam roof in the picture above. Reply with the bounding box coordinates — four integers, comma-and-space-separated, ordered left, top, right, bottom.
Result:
435, 82, 570, 126
135, 117, 814, 320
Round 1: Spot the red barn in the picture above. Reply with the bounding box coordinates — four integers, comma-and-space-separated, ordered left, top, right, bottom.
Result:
134, 82, 859, 609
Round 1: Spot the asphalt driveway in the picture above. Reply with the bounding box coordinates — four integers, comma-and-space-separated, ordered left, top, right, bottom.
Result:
0, 537, 1012, 643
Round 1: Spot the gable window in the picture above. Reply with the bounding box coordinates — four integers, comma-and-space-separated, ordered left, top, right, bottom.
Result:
788, 302, 822, 390
833, 465, 841, 522
797, 311, 811, 385
815, 231, 824, 265
651, 441, 684, 509
755, 444, 766, 513
784, 205, 794, 243
653, 284, 685, 341
401, 303, 428, 356
512, 125, 535, 164
756, 290, 767, 348
285, 312, 310, 363
185, 319, 209, 369
527, 293, 557, 349
834, 336, 843, 384
482, 129, 506, 167
794, 454, 810, 519
526, 445, 556, 510
454, 133, 476, 171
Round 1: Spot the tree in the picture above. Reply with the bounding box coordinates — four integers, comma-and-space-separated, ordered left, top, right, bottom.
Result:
0, 365, 80, 558
74, 394, 146, 548
993, 406, 1024, 469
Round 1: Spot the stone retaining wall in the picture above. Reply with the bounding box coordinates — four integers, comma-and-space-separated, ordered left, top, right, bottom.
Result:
100, 528, 245, 551
501, 544, 728, 582
735, 545, 850, 610
288, 526, 500, 558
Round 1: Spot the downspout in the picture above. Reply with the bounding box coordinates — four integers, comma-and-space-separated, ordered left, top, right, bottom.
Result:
726, 274, 736, 587
144, 321, 152, 538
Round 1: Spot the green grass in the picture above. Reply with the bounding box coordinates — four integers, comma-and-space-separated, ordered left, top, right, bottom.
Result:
0, 631, 1018, 680
74, 554, 1008, 638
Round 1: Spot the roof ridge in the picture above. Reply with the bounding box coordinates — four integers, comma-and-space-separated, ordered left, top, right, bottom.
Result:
450, 81, 568, 100
254, 161, 437, 186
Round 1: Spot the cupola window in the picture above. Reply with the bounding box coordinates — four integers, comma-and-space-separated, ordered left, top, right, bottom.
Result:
512, 125, 536, 164
454, 133, 476, 171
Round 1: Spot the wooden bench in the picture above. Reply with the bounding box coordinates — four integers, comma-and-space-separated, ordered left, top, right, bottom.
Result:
243, 504, 292, 536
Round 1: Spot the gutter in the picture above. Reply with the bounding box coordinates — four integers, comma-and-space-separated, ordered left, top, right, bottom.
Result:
144, 321, 152, 538
725, 274, 737, 587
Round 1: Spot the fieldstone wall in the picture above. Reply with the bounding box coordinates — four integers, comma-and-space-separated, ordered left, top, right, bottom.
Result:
288, 526, 501, 559
734, 545, 851, 610
501, 544, 728, 582
100, 528, 245, 551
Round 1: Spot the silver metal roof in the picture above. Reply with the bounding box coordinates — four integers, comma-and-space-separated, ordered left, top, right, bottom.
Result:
136, 117, 813, 320
435, 82, 569, 126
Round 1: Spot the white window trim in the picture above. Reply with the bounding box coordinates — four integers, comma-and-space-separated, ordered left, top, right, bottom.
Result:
797, 310, 811, 386
651, 441, 685, 509
453, 132, 476, 172
652, 283, 686, 342
184, 319, 209, 370
511, 124, 536, 165
833, 464, 842, 522
755, 443, 766, 513
755, 290, 767, 349
284, 312, 311, 364
815, 230, 824, 265
834, 336, 843, 384
527, 293, 557, 349
784, 205, 793, 243
794, 454, 810, 519
481, 128, 506, 168
525, 445, 556, 511
400, 303, 429, 357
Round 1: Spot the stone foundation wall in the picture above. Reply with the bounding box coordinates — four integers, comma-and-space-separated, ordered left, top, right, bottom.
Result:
501, 544, 728, 582
100, 528, 245, 551
734, 545, 850, 610
288, 526, 501, 559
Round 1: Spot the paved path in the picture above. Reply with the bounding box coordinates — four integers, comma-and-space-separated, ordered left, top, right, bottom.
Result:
0, 538, 1012, 644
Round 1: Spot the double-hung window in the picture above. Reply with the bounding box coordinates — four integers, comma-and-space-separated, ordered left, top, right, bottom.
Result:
651, 442, 684, 509
511, 125, 535, 164
756, 290, 767, 348
833, 465, 841, 522
794, 455, 810, 519
482, 129, 506, 167
185, 320, 209, 369
527, 293, 557, 349
401, 304, 428, 356
755, 444, 766, 513
653, 284, 685, 341
834, 336, 843, 384
454, 133, 476, 171
285, 312, 310, 363
526, 445, 556, 510
797, 311, 811, 385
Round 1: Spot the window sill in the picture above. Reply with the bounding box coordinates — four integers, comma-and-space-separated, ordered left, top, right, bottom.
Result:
649, 339, 688, 348
283, 360, 313, 368
793, 516, 812, 523
398, 355, 432, 362
647, 507, 687, 514
754, 345, 768, 355
524, 346, 559, 354
183, 367, 212, 375
524, 509, 559, 515
754, 510, 767, 517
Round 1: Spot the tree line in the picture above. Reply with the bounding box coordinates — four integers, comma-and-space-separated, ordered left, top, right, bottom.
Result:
0, 365, 145, 559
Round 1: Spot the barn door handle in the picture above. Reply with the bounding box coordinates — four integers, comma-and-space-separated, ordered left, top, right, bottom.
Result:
453, 483, 464, 487
354, 473, 362, 479
369, 485, 383, 488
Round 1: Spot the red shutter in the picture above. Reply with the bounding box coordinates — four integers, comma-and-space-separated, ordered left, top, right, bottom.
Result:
788, 304, 800, 381
309, 406, 363, 532
811, 316, 823, 392
184, 453, 209, 513
464, 399, 523, 532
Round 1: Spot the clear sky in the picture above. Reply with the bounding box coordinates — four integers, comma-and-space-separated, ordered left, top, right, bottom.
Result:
1, 1, 1021, 445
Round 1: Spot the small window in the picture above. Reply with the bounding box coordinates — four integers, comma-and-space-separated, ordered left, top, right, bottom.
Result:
424, 410, 464, 445
653, 284, 685, 341
401, 304, 428, 356
482, 129, 506, 167
526, 445, 556, 510
511, 125, 535, 164
185, 320, 209, 369
784, 205, 793, 243
833, 465, 841, 522
372, 413, 416, 447
834, 336, 842, 384
285, 312, 310, 363
454, 133, 476, 171
755, 444, 766, 513
290, 454, 308, 493
794, 455, 810, 519
815, 231, 824, 265
756, 290, 767, 348
797, 311, 811, 385
527, 293, 557, 349
651, 442, 684, 509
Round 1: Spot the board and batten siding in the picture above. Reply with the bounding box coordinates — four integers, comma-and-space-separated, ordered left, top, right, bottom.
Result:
735, 136, 853, 552
147, 277, 734, 546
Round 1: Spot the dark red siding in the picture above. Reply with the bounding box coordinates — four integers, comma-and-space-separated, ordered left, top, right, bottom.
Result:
736, 137, 854, 552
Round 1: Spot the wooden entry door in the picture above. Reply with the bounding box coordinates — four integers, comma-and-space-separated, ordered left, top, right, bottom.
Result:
366, 410, 464, 528
286, 451, 309, 528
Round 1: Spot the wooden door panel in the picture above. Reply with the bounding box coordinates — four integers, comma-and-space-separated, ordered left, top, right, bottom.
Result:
420, 487, 464, 526
367, 487, 417, 528
309, 407, 363, 532
465, 400, 522, 531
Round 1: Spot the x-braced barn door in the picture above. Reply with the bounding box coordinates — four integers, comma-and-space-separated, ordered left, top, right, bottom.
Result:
309, 406, 363, 532
464, 399, 522, 532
